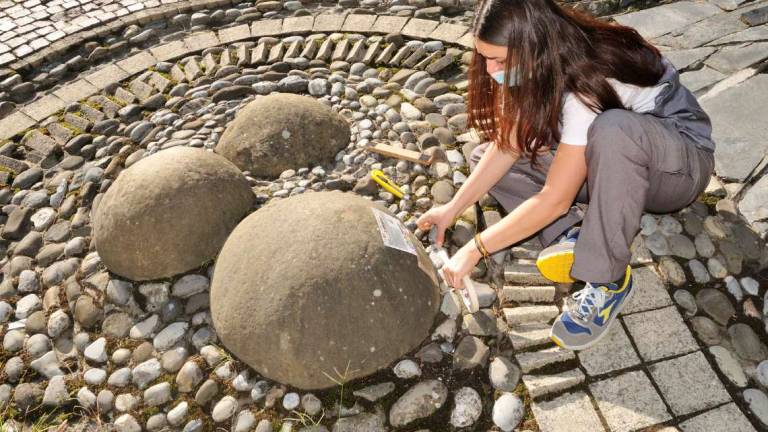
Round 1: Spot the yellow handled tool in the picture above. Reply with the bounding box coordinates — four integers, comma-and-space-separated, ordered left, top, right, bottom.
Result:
371, 169, 408, 200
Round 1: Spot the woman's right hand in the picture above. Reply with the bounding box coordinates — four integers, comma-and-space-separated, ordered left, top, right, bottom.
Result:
416, 204, 457, 248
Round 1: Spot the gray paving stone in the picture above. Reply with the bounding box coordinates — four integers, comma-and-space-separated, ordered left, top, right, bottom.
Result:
680, 66, 726, 93
621, 266, 672, 315
218, 24, 251, 44
52, 79, 97, 104
0, 111, 35, 140
0, 155, 29, 173
183, 31, 220, 53
577, 322, 640, 376
705, 42, 768, 73
701, 75, 768, 182
372, 15, 408, 34
312, 14, 344, 33
280, 16, 313, 35
20, 94, 65, 121
516, 347, 575, 373
709, 24, 768, 45
342, 14, 376, 33
615, 1, 722, 39
531, 391, 605, 432
402, 18, 440, 40
664, 47, 716, 70
116, 51, 157, 75
457, 33, 474, 49
21, 129, 58, 155
679, 402, 757, 431
0, 53, 15, 66
149, 41, 187, 62
429, 23, 469, 43
624, 306, 698, 361
739, 172, 768, 225
507, 323, 551, 351
710, 0, 750, 11
503, 305, 559, 326
501, 285, 555, 303
654, 11, 747, 49
523, 369, 584, 399
590, 370, 671, 432
649, 351, 731, 416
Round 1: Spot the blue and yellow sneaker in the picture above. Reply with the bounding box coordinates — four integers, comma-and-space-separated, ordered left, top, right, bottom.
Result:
549, 265, 634, 351
536, 226, 580, 283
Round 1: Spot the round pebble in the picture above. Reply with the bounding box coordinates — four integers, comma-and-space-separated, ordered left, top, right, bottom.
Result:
492, 392, 524, 432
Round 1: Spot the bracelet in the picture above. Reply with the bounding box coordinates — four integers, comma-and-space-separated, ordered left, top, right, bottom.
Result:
474, 233, 490, 258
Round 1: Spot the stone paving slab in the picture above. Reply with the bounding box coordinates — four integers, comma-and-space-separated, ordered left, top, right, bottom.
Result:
653, 11, 748, 49
664, 47, 716, 70
218, 23, 251, 44
624, 306, 699, 362
20, 93, 66, 121
701, 74, 768, 183
0, 154, 29, 174
281, 16, 314, 35
52, 79, 98, 104
678, 402, 757, 432
590, 370, 672, 432
429, 23, 469, 43
252, 19, 283, 38
531, 391, 606, 432
649, 351, 731, 416
681, 66, 727, 93
523, 369, 585, 399
738, 169, 768, 226
183, 31, 220, 53
507, 323, 551, 351
577, 322, 641, 376
621, 266, 673, 315
312, 14, 344, 33
457, 33, 474, 49
709, 24, 768, 45
149, 40, 188, 63
402, 18, 440, 40
342, 14, 376, 33
517, 347, 575, 373
0, 111, 35, 140
372, 15, 408, 34
83, 64, 130, 90
704, 42, 768, 73
614, 1, 722, 39
502, 285, 555, 303
116, 51, 158, 75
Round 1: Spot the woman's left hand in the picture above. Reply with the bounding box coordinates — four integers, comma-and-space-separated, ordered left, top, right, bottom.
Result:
442, 243, 482, 290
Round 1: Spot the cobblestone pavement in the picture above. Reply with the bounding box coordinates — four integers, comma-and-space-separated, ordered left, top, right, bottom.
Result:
0, 0, 766, 431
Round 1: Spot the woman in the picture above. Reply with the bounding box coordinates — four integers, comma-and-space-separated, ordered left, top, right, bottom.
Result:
416, 0, 715, 350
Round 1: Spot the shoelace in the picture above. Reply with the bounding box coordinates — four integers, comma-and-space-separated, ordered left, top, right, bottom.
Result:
570, 284, 608, 321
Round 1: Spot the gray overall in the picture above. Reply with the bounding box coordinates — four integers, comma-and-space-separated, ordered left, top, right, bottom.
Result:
468, 57, 716, 283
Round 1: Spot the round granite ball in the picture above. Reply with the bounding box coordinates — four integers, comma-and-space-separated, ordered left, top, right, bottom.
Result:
210, 191, 440, 390
93, 147, 253, 280
215, 93, 350, 178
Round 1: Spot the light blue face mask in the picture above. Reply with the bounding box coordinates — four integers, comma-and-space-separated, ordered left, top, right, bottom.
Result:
491, 67, 521, 87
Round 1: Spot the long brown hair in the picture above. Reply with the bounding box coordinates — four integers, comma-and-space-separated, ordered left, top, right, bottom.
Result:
468, 0, 665, 166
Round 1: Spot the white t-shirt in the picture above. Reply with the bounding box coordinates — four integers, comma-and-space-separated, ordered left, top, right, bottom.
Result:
559, 78, 669, 146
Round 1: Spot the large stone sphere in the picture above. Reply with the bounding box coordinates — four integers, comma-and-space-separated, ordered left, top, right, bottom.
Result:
215, 93, 350, 178
210, 191, 440, 390
93, 147, 253, 281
